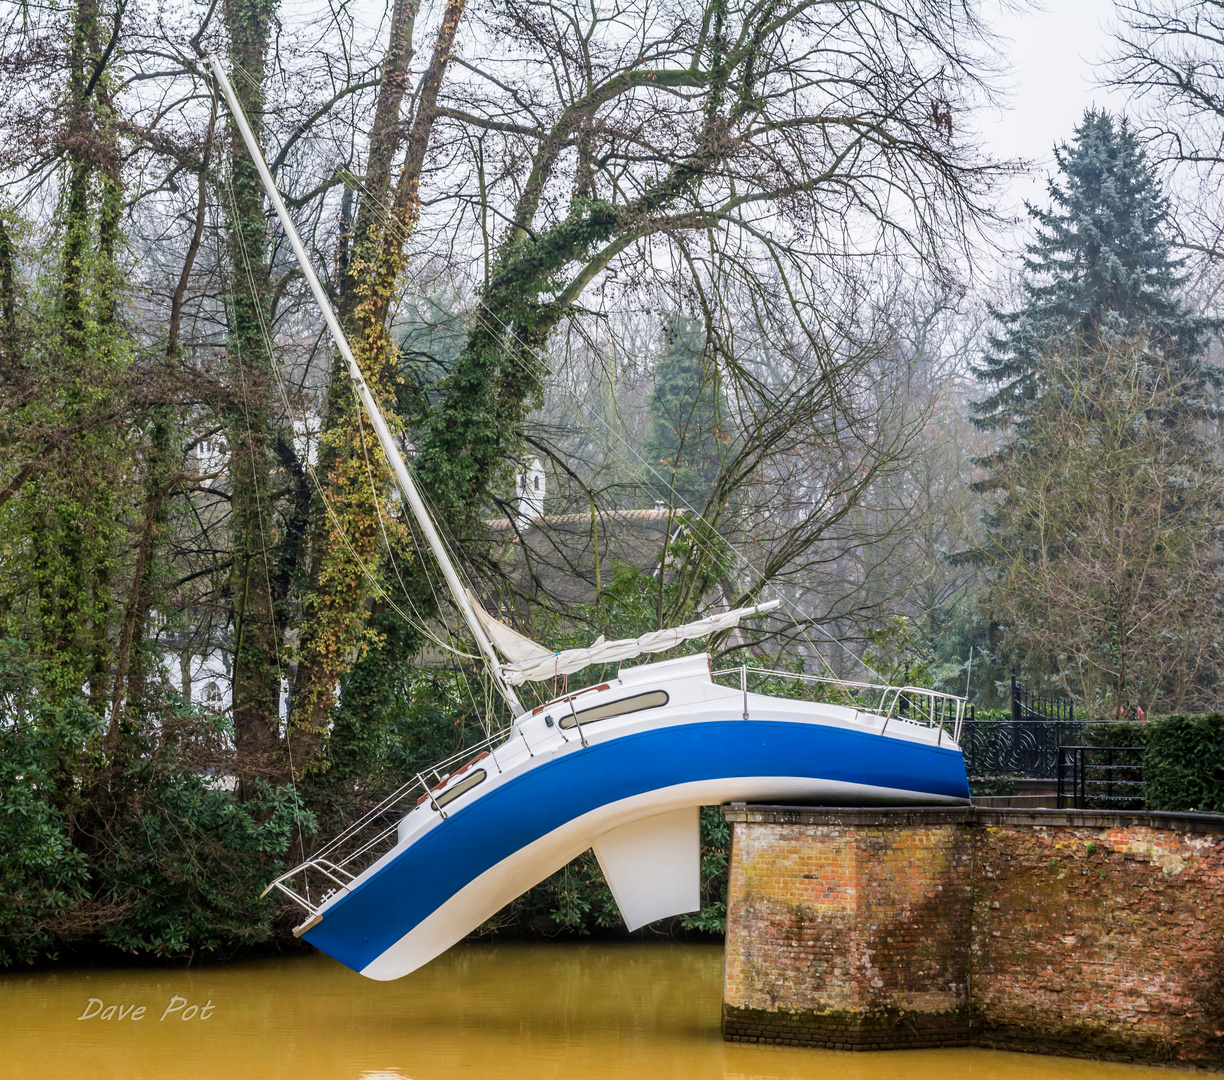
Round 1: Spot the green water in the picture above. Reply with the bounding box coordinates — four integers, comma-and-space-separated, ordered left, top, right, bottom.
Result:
0, 942, 1175, 1079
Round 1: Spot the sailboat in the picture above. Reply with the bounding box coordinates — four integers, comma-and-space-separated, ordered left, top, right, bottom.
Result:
208, 58, 971, 982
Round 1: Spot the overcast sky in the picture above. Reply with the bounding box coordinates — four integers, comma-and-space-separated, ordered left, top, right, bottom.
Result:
980, 0, 1134, 220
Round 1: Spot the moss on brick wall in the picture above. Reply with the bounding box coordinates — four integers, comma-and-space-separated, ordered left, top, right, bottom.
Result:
723, 808, 1224, 1066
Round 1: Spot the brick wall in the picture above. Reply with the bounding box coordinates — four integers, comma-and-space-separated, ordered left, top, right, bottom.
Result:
722, 807, 1224, 1067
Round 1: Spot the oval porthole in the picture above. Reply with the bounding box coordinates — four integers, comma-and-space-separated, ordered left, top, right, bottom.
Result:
434, 768, 487, 809
560, 690, 669, 729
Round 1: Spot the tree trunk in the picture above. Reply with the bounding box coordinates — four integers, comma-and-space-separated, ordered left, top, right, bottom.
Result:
222, 0, 284, 792
28, 0, 126, 706
288, 0, 465, 774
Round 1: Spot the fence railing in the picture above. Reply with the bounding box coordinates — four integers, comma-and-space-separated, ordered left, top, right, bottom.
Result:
961, 718, 1087, 779
711, 667, 966, 743
1056, 745, 1145, 810
958, 675, 1080, 779
1011, 670, 1074, 722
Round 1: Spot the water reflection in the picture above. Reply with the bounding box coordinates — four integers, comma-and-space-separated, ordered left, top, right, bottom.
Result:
0, 942, 1172, 1080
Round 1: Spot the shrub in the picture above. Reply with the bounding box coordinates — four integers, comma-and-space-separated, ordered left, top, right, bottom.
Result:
0, 643, 315, 966
1081, 720, 1149, 749
1143, 715, 1224, 813
0, 700, 93, 965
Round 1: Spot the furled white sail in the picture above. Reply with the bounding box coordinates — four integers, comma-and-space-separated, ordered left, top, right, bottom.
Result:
469, 597, 781, 685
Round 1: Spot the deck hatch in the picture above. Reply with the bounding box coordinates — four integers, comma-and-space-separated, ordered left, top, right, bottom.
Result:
434, 769, 487, 809
560, 690, 669, 729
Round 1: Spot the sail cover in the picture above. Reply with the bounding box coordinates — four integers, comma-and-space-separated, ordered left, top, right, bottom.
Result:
467, 594, 781, 685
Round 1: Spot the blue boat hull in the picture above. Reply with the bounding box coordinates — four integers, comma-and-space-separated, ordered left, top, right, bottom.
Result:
303, 717, 968, 978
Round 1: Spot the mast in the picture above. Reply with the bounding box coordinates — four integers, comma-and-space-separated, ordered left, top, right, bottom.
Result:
207, 55, 523, 714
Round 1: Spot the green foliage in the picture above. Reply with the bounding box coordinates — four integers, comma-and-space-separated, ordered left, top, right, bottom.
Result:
543, 853, 620, 932
531, 563, 711, 687
97, 772, 310, 957
966, 775, 1015, 797
4, 193, 132, 703
644, 316, 732, 509
864, 615, 933, 688
1142, 715, 1224, 813
328, 610, 452, 784
0, 673, 93, 965
973, 110, 1216, 431
309, 605, 498, 845
1082, 721, 1149, 749
409, 200, 627, 540
0, 646, 314, 966
979, 343, 1224, 712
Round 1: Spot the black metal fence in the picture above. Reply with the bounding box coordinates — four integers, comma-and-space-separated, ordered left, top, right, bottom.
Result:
1010, 671, 1074, 722
1056, 746, 1145, 810
961, 674, 1082, 779
961, 718, 1086, 779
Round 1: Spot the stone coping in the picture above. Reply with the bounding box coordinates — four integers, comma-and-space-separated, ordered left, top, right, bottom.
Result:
721, 802, 1224, 834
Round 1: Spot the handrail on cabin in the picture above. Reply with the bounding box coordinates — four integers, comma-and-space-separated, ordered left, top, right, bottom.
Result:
713, 666, 966, 744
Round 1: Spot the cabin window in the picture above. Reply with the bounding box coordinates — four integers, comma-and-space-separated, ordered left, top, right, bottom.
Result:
434, 768, 487, 809
559, 690, 669, 729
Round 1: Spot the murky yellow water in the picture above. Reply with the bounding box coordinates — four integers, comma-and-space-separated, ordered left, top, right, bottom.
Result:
0, 943, 1174, 1080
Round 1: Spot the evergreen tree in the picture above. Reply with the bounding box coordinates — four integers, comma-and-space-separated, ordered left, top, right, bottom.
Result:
643, 316, 730, 510
970, 110, 1224, 712
972, 110, 1216, 430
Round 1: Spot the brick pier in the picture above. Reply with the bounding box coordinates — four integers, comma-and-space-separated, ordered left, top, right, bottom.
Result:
721, 805, 1224, 1068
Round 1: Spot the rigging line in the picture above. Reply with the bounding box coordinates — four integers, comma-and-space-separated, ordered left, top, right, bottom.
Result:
225, 57, 418, 256
221, 161, 479, 661
321, 365, 470, 656
357, 408, 463, 644
213, 51, 523, 714
256, 126, 876, 685
461, 300, 884, 682
242, 325, 474, 654
353, 396, 491, 735
217, 105, 472, 659
221, 171, 283, 681
223, 172, 308, 820
394, 443, 521, 726
332, 382, 490, 663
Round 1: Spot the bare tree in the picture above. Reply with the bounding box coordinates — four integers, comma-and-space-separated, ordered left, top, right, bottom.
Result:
1109, 0, 1224, 266
0, 0, 1012, 776
975, 341, 1224, 714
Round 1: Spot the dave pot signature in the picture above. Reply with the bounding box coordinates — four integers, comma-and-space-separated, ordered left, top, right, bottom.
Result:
77, 996, 215, 1021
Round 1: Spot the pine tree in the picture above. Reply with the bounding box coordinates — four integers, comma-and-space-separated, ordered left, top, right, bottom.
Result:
972, 110, 1216, 430
643, 316, 730, 510
970, 110, 1224, 712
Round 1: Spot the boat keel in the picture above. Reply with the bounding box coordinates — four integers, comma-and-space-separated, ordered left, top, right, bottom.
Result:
592, 806, 701, 930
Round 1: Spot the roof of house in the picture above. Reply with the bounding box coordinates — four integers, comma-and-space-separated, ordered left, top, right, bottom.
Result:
477, 507, 688, 609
